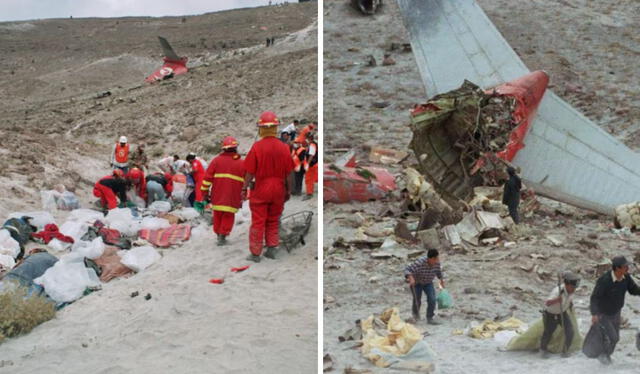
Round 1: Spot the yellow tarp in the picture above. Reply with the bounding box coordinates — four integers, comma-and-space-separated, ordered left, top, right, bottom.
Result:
361, 308, 422, 367
468, 317, 525, 339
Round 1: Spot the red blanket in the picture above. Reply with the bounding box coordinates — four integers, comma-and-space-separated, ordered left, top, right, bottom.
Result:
138, 224, 191, 247
31, 223, 75, 244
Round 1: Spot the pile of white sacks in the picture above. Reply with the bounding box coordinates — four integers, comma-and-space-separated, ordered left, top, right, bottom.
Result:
0, 205, 195, 304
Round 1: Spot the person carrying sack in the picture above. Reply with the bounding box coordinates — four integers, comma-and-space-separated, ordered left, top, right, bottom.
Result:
540, 271, 580, 358
585, 255, 640, 365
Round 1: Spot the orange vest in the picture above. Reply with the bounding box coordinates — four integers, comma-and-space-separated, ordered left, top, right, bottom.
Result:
292, 146, 306, 172
115, 143, 130, 164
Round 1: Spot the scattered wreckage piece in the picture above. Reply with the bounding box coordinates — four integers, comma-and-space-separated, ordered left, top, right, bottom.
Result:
351, 0, 382, 15
145, 36, 188, 82
369, 146, 408, 165
442, 210, 506, 247
324, 161, 396, 204
398, 0, 640, 215
408, 71, 547, 205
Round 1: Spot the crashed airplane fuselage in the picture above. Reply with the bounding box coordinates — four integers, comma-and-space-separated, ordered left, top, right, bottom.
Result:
397, 0, 640, 215
145, 36, 188, 83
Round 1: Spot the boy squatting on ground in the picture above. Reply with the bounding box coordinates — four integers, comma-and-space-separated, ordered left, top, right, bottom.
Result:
404, 249, 445, 325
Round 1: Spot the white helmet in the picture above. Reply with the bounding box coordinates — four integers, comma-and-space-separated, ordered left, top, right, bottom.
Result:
119, 136, 128, 143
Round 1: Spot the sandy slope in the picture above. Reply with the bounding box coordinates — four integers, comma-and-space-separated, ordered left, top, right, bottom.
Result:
1, 197, 318, 374
0, 3, 318, 373
323, 0, 640, 373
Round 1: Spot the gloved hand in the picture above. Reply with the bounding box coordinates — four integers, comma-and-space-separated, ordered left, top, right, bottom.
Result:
193, 201, 205, 214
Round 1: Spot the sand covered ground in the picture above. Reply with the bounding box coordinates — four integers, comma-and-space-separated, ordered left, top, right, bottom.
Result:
323, 0, 640, 373
0, 3, 318, 373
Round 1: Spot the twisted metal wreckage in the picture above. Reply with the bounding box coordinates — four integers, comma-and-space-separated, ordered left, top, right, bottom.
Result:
325, 0, 640, 216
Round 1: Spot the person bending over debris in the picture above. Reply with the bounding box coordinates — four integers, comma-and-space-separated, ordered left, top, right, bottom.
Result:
173, 156, 192, 175
302, 131, 318, 201
587, 255, 640, 365
198, 136, 245, 245
146, 172, 173, 205
110, 135, 130, 174
186, 153, 205, 208
157, 155, 178, 174
502, 166, 522, 224
93, 169, 128, 210
126, 167, 147, 206
404, 249, 445, 325
282, 119, 299, 141
243, 111, 294, 263
540, 271, 580, 358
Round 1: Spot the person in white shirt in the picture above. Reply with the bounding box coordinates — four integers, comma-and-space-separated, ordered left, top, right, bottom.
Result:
157, 155, 178, 174
173, 158, 192, 175
540, 271, 580, 358
281, 119, 298, 141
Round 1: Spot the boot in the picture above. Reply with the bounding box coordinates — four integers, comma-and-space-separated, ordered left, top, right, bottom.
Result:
427, 318, 441, 325
217, 234, 227, 246
246, 254, 261, 263
264, 247, 278, 259
302, 194, 313, 201
540, 350, 551, 359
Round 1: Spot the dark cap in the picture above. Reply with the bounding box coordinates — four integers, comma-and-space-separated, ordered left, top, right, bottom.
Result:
612, 255, 632, 268
562, 271, 580, 282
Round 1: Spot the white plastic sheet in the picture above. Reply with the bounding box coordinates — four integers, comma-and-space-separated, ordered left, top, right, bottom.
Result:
34, 261, 100, 303
0, 229, 20, 259
236, 203, 251, 225
8, 211, 55, 231
148, 200, 172, 214
120, 246, 161, 272
71, 237, 105, 260
40, 190, 59, 212
59, 221, 89, 243
48, 238, 72, 253
173, 208, 200, 221
140, 217, 171, 230
0, 253, 16, 270
57, 191, 80, 210
105, 208, 141, 236
68, 209, 104, 224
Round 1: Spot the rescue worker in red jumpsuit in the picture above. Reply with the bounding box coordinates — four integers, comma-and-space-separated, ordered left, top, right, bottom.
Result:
188, 153, 206, 211
126, 167, 147, 206
93, 169, 128, 210
291, 142, 307, 195
294, 122, 315, 145
243, 111, 294, 262
302, 131, 318, 201
199, 136, 245, 246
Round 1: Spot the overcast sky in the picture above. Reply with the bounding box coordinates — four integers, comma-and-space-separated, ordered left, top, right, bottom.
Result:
0, 0, 293, 22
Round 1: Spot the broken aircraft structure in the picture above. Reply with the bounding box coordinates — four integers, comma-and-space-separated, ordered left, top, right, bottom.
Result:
145, 36, 188, 82
352, 0, 382, 15
397, 0, 640, 215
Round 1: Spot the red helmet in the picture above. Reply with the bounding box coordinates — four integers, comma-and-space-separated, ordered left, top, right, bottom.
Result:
112, 169, 125, 178
127, 168, 143, 182
256, 111, 280, 127
222, 136, 239, 149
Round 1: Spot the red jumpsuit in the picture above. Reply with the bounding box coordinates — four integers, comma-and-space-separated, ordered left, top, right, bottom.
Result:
201, 152, 245, 236
244, 137, 294, 256
126, 169, 147, 202
190, 159, 205, 202
93, 176, 126, 210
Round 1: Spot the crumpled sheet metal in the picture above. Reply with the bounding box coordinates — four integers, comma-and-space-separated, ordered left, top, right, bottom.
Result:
324, 166, 396, 203
469, 317, 525, 339
361, 308, 435, 369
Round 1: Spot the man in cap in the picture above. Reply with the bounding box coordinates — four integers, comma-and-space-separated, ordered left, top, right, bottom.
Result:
302, 131, 318, 201
198, 136, 245, 245
111, 136, 130, 174
540, 271, 580, 358
186, 153, 205, 209
130, 143, 149, 172
502, 166, 522, 224
243, 111, 294, 262
589, 255, 640, 364
404, 248, 446, 325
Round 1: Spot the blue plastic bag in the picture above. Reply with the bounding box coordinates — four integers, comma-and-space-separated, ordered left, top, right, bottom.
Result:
436, 289, 453, 309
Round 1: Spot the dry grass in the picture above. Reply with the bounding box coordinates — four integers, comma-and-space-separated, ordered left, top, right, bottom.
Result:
0, 284, 56, 343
